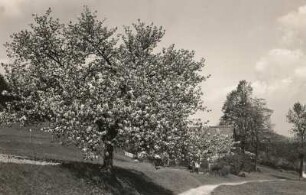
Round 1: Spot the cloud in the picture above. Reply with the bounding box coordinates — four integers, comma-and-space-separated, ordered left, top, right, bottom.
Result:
253, 4, 306, 135
0, 0, 25, 18
252, 77, 293, 96
278, 4, 306, 49
255, 48, 305, 83
254, 48, 305, 96
254, 4, 306, 94
253, 48, 306, 97
294, 66, 306, 78
255, 48, 303, 70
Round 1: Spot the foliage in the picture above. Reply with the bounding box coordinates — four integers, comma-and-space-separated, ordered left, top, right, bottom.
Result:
220, 153, 249, 175
0, 74, 9, 92
186, 125, 234, 164
287, 102, 306, 177
257, 130, 299, 171
0, 74, 12, 110
0, 8, 207, 167
287, 102, 306, 138
221, 81, 253, 150
221, 81, 272, 149
220, 80, 273, 171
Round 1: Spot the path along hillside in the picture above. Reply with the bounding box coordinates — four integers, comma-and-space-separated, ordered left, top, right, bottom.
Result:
0, 125, 304, 195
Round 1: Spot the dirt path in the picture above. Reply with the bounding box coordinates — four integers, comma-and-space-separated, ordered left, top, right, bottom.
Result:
179, 179, 286, 195
0, 153, 60, 166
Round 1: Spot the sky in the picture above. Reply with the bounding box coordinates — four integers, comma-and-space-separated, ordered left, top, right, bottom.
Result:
0, 0, 306, 136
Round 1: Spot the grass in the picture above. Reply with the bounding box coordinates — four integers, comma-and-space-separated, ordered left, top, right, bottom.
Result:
0, 124, 84, 162
0, 125, 304, 194
0, 125, 174, 194
0, 161, 174, 195
212, 180, 306, 195
0, 125, 197, 194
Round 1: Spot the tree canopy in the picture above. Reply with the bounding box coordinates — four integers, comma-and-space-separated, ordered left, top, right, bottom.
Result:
0, 8, 208, 169
187, 125, 234, 164
287, 102, 306, 178
287, 102, 306, 137
220, 80, 273, 170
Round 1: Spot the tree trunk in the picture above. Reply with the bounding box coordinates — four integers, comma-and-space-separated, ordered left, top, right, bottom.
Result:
299, 135, 304, 180
254, 144, 258, 171
96, 119, 118, 172
240, 142, 245, 172
299, 154, 304, 179
254, 134, 259, 171
101, 140, 115, 172
102, 143, 114, 171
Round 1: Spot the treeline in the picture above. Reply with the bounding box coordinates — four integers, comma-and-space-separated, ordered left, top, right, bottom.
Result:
258, 133, 299, 171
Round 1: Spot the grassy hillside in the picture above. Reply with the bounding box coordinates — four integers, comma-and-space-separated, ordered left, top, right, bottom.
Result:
0, 125, 84, 162
0, 162, 174, 195
0, 125, 303, 195
212, 180, 306, 195
0, 125, 203, 194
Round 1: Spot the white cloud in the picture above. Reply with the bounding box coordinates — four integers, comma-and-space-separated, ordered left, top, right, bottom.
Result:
252, 77, 293, 96
294, 66, 306, 78
255, 48, 305, 81
281, 77, 293, 85
255, 4, 306, 86
278, 5, 306, 48
0, 0, 25, 18
253, 4, 306, 136
252, 80, 268, 95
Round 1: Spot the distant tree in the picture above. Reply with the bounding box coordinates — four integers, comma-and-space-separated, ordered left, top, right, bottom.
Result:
221, 81, 253, 153
220, 80, 272, 170
0, 8, 207, 170
287, 102, 306, 179
249, 98, 273, 170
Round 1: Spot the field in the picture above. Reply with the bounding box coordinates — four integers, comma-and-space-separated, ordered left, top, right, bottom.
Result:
0, 125, 305, 195
212, 180, 306, 195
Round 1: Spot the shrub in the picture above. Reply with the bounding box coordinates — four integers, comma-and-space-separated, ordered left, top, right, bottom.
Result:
219, 152, 255, 175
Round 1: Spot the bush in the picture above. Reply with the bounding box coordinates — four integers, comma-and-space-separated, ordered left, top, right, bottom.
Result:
220, 165, 231, 176
219, 152, 255, 175
209, 159, 231, 176
259, 155, 297, 171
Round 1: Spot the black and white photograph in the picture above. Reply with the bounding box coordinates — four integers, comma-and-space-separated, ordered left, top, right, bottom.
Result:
0, 0, 306, 194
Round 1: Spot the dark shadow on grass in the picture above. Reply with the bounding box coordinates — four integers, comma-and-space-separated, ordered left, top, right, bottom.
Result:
61, 161, 174, 195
